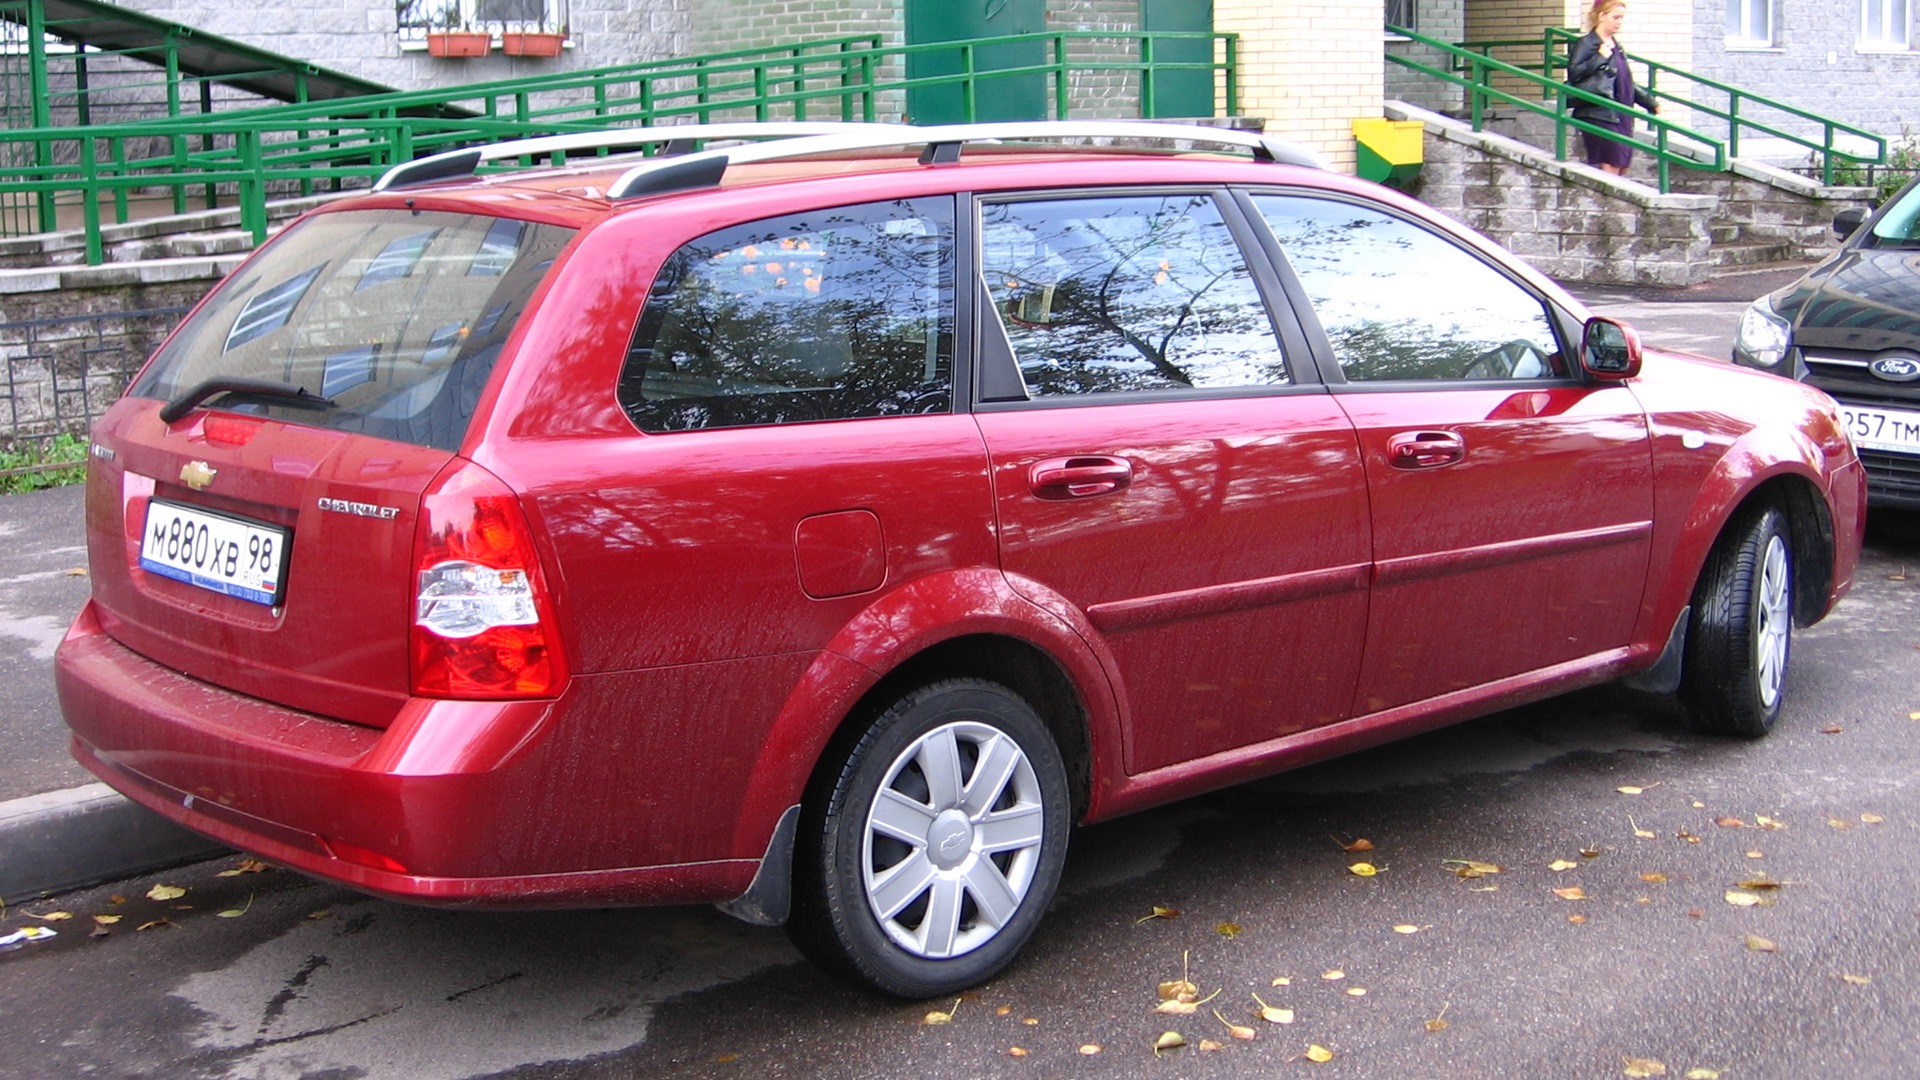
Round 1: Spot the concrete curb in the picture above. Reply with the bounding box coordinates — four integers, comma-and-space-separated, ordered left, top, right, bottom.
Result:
1, 783, 229, 905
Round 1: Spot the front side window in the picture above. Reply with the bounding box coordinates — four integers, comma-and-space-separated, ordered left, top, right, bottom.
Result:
1252, 195, 1562, 383
619, 198, 955, 433
1726, 0, 1774, 46
131, 210, 574, 451
980, 193, 1287, 397
1861, 0, 1912, 48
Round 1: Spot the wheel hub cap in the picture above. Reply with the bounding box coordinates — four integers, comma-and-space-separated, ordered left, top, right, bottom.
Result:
928, 810, 975, 870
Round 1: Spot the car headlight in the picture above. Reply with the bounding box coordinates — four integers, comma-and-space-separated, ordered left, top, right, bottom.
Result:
1735, 296, 1792, 369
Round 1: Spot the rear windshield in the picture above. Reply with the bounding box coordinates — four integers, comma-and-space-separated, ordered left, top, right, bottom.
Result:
129, 209, 575, 450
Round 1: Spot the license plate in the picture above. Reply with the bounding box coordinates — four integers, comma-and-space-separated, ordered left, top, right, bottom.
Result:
139, 499, 290, 607
1841, 404, 1920, 455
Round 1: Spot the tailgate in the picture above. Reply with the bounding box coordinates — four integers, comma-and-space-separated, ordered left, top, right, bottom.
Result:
85, 399, 452, 729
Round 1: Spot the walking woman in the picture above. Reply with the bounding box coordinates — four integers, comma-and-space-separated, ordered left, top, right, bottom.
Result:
1566, 0, 1658, 175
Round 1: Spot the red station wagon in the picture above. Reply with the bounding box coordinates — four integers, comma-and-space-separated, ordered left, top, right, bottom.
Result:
56, 121, 1866, 997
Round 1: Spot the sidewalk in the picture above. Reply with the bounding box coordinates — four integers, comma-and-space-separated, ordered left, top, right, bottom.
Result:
0, 484, 226, 904
0, 264, 1801, 904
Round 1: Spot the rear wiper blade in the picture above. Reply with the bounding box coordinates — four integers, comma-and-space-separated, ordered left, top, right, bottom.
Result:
158, 377, 337, 425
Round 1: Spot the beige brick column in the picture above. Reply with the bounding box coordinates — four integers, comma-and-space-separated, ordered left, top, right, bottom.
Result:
1213, 1, 1384, 173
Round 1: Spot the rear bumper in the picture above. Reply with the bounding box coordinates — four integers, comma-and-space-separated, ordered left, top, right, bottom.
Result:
55, 601, 755, 908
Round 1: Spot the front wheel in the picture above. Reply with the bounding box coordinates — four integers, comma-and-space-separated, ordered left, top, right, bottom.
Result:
1680, 503, 1793, 738
788, 679, 1071, 998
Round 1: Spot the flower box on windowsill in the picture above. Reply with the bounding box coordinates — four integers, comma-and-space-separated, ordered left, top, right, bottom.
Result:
425, 31, 492, 57
500, 31, 566, 57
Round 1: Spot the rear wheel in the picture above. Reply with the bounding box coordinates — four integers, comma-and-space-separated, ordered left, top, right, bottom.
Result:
1680, 503, 1793, 738
788, 679, 1070, 998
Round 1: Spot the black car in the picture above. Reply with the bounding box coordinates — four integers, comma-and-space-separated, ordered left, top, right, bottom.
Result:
1734, 176, 1920, 509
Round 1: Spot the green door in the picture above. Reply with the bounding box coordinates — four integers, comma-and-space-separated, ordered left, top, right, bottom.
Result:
905, 0, 1046, 124
1141, 0, 1214, 118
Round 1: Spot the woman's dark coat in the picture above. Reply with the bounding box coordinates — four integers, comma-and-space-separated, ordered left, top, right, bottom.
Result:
1566, 31, 1653, 125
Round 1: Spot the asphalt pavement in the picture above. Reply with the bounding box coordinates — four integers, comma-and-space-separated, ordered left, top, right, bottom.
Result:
0, 269, 1787, 906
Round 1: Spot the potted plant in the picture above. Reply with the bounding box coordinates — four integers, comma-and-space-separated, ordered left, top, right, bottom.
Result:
423, 6, 491, 57
500, 17, 566, 57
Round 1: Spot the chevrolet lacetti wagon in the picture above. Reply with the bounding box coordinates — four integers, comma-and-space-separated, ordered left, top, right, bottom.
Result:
57, 121, 1865, 997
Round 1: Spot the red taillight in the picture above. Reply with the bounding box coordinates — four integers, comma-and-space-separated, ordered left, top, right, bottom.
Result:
411, 461, 567, 699
202, 415, 260, 446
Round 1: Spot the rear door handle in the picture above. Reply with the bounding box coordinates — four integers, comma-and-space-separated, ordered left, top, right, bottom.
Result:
1029, 456, 1134, 499
1387, 430, 1466, 469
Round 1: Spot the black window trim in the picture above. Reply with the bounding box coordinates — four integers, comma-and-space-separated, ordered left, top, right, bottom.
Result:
966, 184, 1332, 414
1231, 186, 1588, 392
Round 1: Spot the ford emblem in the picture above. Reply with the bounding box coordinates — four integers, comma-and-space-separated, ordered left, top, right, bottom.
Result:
1869, 354, 1920, 382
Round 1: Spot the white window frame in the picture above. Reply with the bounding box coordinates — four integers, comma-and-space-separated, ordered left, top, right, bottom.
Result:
396, 0, 569, 45
1725, 0, 1775, 48
1859, 0, 1913, 50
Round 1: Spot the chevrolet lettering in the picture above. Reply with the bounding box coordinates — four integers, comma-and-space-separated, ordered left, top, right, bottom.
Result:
317, 498, 401, 520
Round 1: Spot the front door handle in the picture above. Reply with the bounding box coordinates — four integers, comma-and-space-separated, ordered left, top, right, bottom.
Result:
1029, 456, 1134, 499
1387, 430, 1466, 469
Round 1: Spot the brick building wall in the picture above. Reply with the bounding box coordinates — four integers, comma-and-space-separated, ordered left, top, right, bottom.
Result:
1385, 1, 1466, 114
1689, 0, 1920, 143
1215, 0, 1380, 173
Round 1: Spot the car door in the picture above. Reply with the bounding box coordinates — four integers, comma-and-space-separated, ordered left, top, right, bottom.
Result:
1245, 191, 1655, 716
970, 189, 1372, 774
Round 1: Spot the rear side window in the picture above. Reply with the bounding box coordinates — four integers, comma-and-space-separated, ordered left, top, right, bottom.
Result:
979, 193, 1287, 397
619, 198, 955, 433
130, 210, 574, 451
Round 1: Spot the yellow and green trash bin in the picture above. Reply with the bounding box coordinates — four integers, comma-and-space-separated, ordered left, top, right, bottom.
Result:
1352, 118, 1424, 189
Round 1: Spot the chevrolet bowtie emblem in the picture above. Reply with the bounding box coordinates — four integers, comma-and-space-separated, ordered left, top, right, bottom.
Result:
180, 460, 217, 490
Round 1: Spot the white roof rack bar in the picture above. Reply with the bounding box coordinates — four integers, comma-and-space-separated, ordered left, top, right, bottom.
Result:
373, 121, 901, 192
603, 120, 1328, 200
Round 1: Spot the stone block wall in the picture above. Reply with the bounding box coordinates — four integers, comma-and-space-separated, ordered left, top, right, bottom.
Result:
0, 262, 224, 443
1390, 102, 1715, 286
1669, 164, 1871, 255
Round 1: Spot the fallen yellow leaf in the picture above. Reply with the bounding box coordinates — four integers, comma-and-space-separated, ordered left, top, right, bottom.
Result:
1842, 974, 1870, 986
1078, 1043, 1102, 1055
1321, 969, 1345, 981
1216, 921, 1243, 938
1829, 818, 1854, 830
1617, 785, 1647, 795
1641, 872, 1668, 883
1819, 725, 1844, 734
1724, 890, 1762, 907
1747, 935, 1779, 952
1153, 1031, 1186, 1055
1445, 860, 1503, 878
1754, 815, 1784, 829
1568, 914, 1589, 924
1007, 1046, 1028, 1057
1213, 1009, 1257, 1040
1629, 815, 1656, 840
1553, 886, 1587, 901
1198, 1038, 1225, 1052
995, 1005, 1012, 1016
1270, 976, 1292, 986
1714, 816, 1745, 828
1623, 1056, 1668, 1077
1158, 979, 1200, 1003
28, 911, 73, 921
145, 885, 186, 902
1549, 859, 1579, 872
1861, 813, 1884, 825
1021, 1017, 1039, 1026
1137, 904, 1180, 923
923, 997, 962, 1025
1684, 1069, 1723, 1080
91, 914, 121, 925
1345, 987, 1368, 997
1306, 1044, 1335, 1063
1348, 862, 1378, 877
1250, 993, 1294, 1024
1393, 924, 1423, 935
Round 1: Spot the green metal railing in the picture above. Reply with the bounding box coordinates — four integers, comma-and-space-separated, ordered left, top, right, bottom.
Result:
1441, 27, 1884, 186
0, 29, 1237, 263
1388, 23, 1731, 192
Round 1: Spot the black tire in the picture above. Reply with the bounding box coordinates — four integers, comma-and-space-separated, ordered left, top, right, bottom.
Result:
1680, 503, 1793, 738
788, 678, 1071, 998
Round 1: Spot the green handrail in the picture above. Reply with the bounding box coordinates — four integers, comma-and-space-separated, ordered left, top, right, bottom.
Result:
1451, 28, 1884, 185
0, 30, 1239, 262
1387, 24, 1721, 192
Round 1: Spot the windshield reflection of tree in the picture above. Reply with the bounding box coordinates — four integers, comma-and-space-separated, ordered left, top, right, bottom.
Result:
1259, 201, 1549, 381
631, 203, 953, 431
985, 197, 1282, 393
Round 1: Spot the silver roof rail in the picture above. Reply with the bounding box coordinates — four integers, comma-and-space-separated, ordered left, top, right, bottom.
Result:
373, 121, 902, 192
603, 120, 1329, 200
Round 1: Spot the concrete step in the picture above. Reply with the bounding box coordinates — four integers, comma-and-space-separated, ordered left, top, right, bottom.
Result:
1711, 238, 1802, 267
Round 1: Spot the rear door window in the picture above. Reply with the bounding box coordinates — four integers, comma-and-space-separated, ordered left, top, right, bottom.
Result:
619, 197, 955, 433
130, 209, 574, 451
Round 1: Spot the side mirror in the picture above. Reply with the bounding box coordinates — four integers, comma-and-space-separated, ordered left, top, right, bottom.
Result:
1834, 206, 1869, 240
1582, 317, 1642, 380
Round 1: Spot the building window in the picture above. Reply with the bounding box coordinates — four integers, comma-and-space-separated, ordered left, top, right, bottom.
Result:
1860, 0, 1912, 48
397, 0, 567, 39
1386, 0, 1417, 34
1725, 0, 1774, 46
